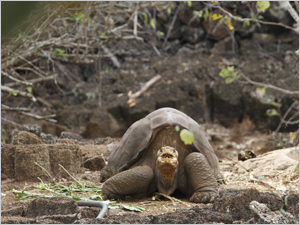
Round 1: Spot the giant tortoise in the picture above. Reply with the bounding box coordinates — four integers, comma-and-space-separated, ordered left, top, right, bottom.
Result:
100, 107, 223, 203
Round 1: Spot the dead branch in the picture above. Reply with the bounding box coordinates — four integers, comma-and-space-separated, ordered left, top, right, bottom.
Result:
36, 97, 53, 108
21, 112, 57, 123
127, 75, 162, 107
239, 71, 299, 96
203, 2, 298, 33
101, 45, 121, 68
1, 104, 31, 112
6, 74, 58, 87
1, 118, 22, 127
164, 5, 181, 45
1, 70, 31, 86
1, 86, 36, 102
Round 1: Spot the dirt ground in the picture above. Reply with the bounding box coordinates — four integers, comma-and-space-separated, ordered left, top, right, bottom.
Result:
1, 124, 299, 224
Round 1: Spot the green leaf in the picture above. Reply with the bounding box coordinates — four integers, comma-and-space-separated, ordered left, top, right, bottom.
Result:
250, 12, 255, 19
256, 1, 270, 13
53, 48, 66, 59
105, 67, 109, 73
156, 31, 164, 39
187, 1, 192, 7
280, 208, 286, 214
72, 195, 81, 201
122, 204, 147, 212
295, 49, 299, 56
219, 69, 229, 78
294, 163, 299, 174
243, 20, 250, 27
266, 108, 280, 117
180, 129, 194, 145
150, 19, 156, 29
99, 33, 107, 39
284, 194, 289, 206
181, 62, 187, 66
175, 125, 180, 132
143, 13, 148, 26
9, 90, 17, 96
26, 86, 33, 93
271, 101, 282, 108
257, 23, 261, 28
256, 87, 266, 97
167, 6, 171, 15
89, 195, 103, 201
225, 77, 235, 84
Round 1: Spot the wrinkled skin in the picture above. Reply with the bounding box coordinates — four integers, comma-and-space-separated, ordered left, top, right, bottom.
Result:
102, 126, 219, 203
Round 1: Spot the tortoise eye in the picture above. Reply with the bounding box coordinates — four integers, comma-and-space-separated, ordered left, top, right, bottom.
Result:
172, 149, 176, 153
159, 148, 163, 152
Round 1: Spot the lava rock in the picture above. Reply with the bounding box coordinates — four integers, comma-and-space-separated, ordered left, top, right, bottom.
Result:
84, 156, 106, 171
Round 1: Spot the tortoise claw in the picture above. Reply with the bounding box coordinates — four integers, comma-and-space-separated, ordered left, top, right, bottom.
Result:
190, 192, 217, 204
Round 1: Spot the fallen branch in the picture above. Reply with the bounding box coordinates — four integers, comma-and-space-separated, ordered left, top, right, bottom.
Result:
6, 74, 58, 87
1, 85, 37, 102
127, 75, 162, 107
21, 112, 57, 123
275, 100, 299, 133
101, 45, 121, 68
1, 104, 31, 112
1, 71, 30, 86
239, 71, 299, 96
1, 117, 22, 127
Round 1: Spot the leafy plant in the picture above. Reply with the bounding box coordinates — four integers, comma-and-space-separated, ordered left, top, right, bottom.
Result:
150, 19, 156, 29
294, 163, 299, 174
256, 1, 270, 13
219, 66, 241, 84
69, 12, 84, 24
156, 31, 164, 39
53, 48, 66, 59
143, 13, 148, 27
266, 108, 280, 117
9, 90, 18, 96
99, 33, 107, 39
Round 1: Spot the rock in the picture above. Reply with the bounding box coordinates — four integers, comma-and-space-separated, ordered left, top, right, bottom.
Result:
11, 131, 43, 145
238, 149, 256, 161
94, 137, 117, 145
1, 144, 15, 178
48, 143, 83, 179
35, 214, 77, 224
252, 33, 276, 43
26, 197, 78, 218
178, 3, 202, 27
180, 25, 205, 44
83, 156, 106, 171
211, 36, 238, 54
40, 133, 57, 144
80, 144, 108, 162
1, 205, 27, 216
237, 147, 299, 177
283, 192, 299, 220
213, 188, 261, 221
1, 216, 35, 224
14, 144, 51, 181
59, 131, 85, 142
59, 138, 76, 145
250, 201, 298, 224
81, 109, 123, 138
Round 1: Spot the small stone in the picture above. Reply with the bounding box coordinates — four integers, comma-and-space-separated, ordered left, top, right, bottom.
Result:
84, 156, 106, 171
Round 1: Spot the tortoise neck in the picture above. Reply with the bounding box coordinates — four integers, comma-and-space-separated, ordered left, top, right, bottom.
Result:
155, 164, 178, 195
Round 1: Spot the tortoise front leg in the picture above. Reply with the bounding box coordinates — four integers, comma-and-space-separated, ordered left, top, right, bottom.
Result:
102, 165, 154, 200
184, 152, 218, 203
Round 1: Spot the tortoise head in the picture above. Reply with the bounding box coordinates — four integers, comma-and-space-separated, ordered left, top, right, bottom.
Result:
156, 146, 178, 170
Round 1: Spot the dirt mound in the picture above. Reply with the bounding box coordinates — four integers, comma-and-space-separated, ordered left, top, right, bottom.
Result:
11, 131, 43, 145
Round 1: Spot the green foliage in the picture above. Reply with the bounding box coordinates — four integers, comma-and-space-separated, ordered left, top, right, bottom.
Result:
1, 129, 6, 143
122, 204, 147, 212
53, 48, 66, 59
99, 33, 107, 39
156, 31, 164, 39
175, 125, 180, 132
182, 1, 192, 7
167, 6, 171, 15
180, 129, 194, 145
105, 67, 109, 73
256, 87, 266, 98
181, 62, 187, 66
219, 66, 241, 84
256, 1, 270, 13
9, 90, 17, 96
280, 208, 286, 214
26, 86, 33, 93
203, 8, 210, 21
243, 20, 250, 27
69, 12, 84, 24
143, 13, 148, 27
296, 49, 299, 56
150, 19, 156, 29
271, 101, 282, 108
284, 194, 289, 206
265, 108, 280, 117
294, 163, 299, 174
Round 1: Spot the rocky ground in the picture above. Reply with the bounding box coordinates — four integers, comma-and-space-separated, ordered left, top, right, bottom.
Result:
1, 124, 299, 224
